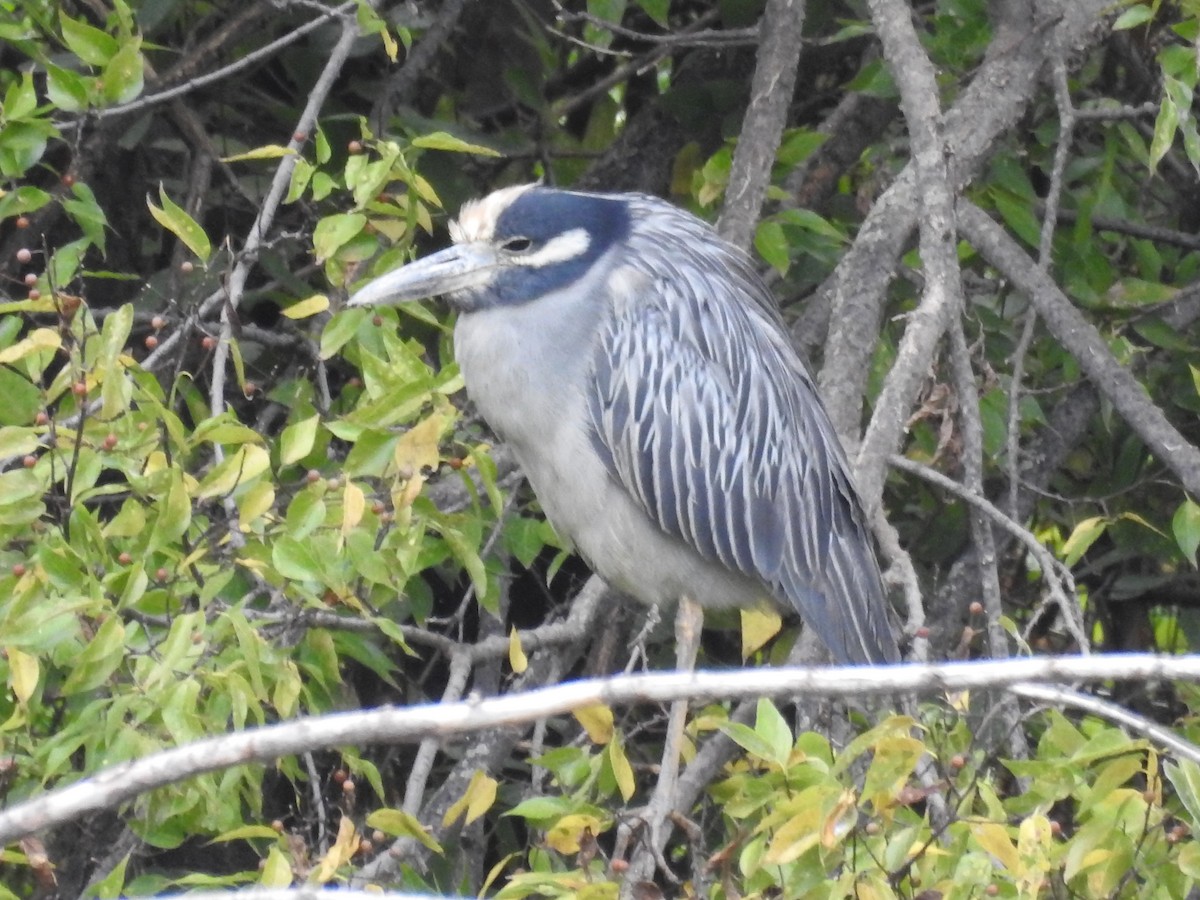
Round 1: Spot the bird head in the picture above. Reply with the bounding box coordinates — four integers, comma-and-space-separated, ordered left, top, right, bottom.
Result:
348, 184, 632, 312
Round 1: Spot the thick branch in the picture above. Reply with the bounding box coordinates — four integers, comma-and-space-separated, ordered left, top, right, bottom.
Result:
717, 0, 806, 251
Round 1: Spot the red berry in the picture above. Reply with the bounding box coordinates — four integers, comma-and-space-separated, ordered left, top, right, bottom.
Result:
15, 216, 29, 229
155, 567, 169, 582
34, 412, 48, 426
144, 335, 159, 350
118, 552, 133, 565
342, 779, 356, 794
244, 382, 258, 395
1050, 820, 1062, 836
102, 433, 117, 450
16, 248, 31, 263
27, 288, 40, 300
22, 455, 35, 468
12, 563, 27, 577
306, 469, 321, 484
332, 769, 347, 783
271, 819, 285, 833
293, 131, 307, 143
950, 754, 966, 770
180, 260, 194, 274
201, 335, 216, 350
372, 314, 383, 327
61, 173, 75, 188
348, 140, 363, 154
23, 273, 36, 286
969, 601, 984, 615
151, 315, 166, 330
72, 381, 87, 396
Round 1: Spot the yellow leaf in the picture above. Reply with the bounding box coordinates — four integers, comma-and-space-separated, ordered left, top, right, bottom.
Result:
312, 815, 357, 882
608, 737, 636, 801
508, 628, 528, 674
238, 481, 275, 529
259, 846, 292, 887
221, 144, 296, 162
741, 606, 782, 659
283, 294, 330, 319
545, 814, 604, 854
394, 413, 444, 477
342, 481, 365, 536
573, 704, 614, 745
7, 647, 38, 703
0, 328, 60, 365
443, 770, 498, 827
196, 444, 271, 499
971, 821, 1019, 871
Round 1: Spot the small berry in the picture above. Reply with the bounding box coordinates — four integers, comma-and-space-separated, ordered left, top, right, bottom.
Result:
371, 501, 385, 514
950, 754, 966, 770
23, 273, 36, 286
326, 477, 340, 490
342, 779, 356, 794
346, 377, 362, 389
11, 563, 26, 577
27, 288, 40, 301
1050, 819, 1062, 836
144, 334, 159, 350
293, 131, 307, 143
447, 457, 464, 470
271, 819, 285, 833
244, 382, 258, 395
16, 248, 31, 263
915, 626, 930, 639
137, 421, 149, 431
348, 140, 363, 154
372, 314, 383, 327
332, 769, 347, 783
72, 381, 87, 396
864, 821, 880, 835
102, 433, 117, 450
985, 886, 999, 897
969, 601, 984, 615
34, 412, 48, 426
610, 859, 629, 874
15, 216, 29, 229
357, 838, 372, 855
180, 260, 194, 274
306, 469, 321, 484
61, 173, 75, 188
371, 829, 385, 844
22, 455, 36, 468
155, 567, 169, 582
201, 335, 216, 350
118, 552, 133, 565
151, 315, 166, 330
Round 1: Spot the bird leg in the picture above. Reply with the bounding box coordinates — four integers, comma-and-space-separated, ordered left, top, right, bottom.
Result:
618, 594, 704, 892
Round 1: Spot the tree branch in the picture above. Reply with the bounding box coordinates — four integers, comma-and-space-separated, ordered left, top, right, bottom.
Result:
4, 655, 1200, 846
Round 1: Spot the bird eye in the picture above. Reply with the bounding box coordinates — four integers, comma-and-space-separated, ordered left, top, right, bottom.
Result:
501, 237, 533, 253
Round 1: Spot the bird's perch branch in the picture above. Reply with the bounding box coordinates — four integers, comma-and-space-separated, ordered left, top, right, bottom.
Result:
3, 654, 1200, 846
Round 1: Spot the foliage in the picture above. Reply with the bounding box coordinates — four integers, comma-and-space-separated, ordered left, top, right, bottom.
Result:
2, 0, 1200, 896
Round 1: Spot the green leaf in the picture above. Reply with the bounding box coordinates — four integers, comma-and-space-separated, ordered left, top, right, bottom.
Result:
411, 131, 501, 156
1166, 760, 1200, 832
45, 64, 90, 112
1174, 499, 1200, 566
221, 144, 296, 162
272, 535, 324, 581
313, 212, 367, 261
1150, 80, 1180, 173
1113, 4, 1153, 29
147, 185, 211, 262
1061, 516, 1106, 567
753, 698, 793, 766
366, 808, 443, 852
101, 36, 144, 105
754, 220, 790, 274
280, 414, 320, 465
59, 12, 118, 65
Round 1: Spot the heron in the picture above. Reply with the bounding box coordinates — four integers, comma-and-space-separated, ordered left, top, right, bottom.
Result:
348, 183, 898, 667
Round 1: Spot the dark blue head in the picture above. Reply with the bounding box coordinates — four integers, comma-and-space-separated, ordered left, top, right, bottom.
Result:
348, 184, 632, 314
483, 188, 632, 307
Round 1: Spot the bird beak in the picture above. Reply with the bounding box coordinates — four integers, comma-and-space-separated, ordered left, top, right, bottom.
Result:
347, 243, 497, 307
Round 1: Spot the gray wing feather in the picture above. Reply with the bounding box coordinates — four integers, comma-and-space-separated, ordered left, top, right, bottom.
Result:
588, 199, 897, 664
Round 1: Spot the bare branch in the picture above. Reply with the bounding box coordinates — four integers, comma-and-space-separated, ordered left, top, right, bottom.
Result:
4, 655, 1200, 846
717, 0, 806, 251
958, 199, 1200, 499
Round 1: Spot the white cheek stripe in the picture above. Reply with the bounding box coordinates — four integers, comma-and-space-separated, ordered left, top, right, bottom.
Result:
523, 228, 591, 267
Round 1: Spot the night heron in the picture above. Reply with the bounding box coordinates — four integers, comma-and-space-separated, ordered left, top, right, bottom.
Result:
348, 184, 899, 666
